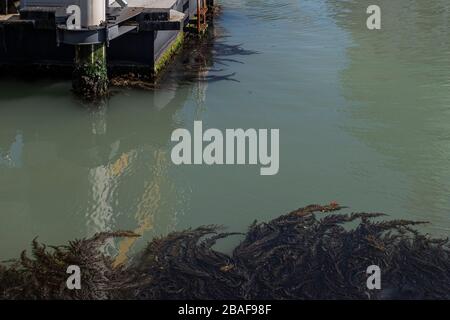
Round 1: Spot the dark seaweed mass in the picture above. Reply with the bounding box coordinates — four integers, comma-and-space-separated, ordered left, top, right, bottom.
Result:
1, 203, 449, 300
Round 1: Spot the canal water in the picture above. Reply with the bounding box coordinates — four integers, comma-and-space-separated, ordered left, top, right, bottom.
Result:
1, 0, 449, 260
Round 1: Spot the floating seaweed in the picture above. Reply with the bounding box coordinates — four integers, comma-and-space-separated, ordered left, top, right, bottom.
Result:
0, 231, 146, 300
1, 203, 449, 300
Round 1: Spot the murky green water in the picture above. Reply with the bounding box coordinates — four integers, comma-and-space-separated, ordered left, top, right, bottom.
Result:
1, 0, 450, 260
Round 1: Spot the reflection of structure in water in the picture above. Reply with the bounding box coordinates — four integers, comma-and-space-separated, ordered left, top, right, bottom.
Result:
0, 77, 192, 258
84, 85, 192, 257
0, 132, 23, 168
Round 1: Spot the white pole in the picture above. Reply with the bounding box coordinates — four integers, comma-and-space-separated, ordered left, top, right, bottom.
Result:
80, 0, 106, 27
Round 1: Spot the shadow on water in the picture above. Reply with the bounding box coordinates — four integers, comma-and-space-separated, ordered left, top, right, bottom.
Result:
112, 21, 259, 90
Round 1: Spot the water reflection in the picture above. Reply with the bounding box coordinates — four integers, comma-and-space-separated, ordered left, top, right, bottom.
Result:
2, 0, 449, 261
0, 77, 193, 259
0, 131, 23, 168
0, 17, 263, 259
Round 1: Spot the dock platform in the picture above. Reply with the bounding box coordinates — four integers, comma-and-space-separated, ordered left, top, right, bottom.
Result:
0, 0, 212, 74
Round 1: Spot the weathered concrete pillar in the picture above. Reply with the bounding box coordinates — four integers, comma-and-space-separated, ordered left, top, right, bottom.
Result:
72, 0, 108, 100
72, 43, 108, 100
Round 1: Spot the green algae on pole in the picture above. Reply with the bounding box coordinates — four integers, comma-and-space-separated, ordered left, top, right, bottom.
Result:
72, 44, 109, 100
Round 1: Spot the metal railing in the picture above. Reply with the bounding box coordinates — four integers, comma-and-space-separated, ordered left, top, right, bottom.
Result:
196, 0, 207, 33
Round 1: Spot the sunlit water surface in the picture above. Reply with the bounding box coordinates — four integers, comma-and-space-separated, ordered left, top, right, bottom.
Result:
1, 0, 450, 260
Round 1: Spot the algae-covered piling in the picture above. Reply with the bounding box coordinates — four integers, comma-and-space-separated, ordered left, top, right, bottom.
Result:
1, 203, 449, 300
72, 44, 109, 100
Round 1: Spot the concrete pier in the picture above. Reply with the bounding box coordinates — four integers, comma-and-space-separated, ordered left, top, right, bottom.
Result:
0, 0, 215, 99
